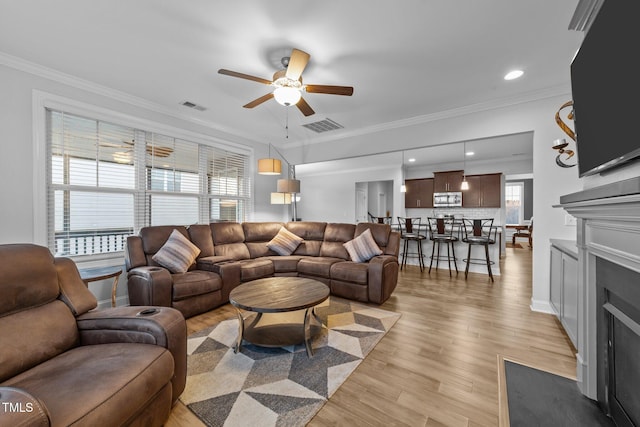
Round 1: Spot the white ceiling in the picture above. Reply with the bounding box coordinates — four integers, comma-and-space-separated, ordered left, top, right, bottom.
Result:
0, 0, 583, 153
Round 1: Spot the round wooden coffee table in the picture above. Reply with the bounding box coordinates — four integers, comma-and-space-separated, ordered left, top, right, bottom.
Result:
229, 277, 330, 357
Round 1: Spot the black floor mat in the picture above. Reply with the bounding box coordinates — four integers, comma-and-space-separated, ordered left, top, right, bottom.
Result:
505, 361, 615, 427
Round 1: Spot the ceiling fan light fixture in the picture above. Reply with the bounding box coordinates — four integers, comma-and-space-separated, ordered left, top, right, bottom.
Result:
273, 86, 301, 106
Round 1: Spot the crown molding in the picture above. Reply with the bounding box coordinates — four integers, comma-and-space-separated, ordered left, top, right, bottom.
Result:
0, 51, 261, 145
283, 84, 572, 149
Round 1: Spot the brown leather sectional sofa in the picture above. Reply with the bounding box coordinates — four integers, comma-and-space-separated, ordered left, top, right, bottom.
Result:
0, 244, 187, 427
125, 221, 400, 318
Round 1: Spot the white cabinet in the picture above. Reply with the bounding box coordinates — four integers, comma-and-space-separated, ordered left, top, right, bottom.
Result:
549, 240, 578, 347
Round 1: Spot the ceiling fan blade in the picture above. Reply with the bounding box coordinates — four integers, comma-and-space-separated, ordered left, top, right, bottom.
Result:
296, 97, 315, 116
285, 48, 310, 81
218, 69, 272, 85
243, 93, 274, 108
305, 84, 354, 96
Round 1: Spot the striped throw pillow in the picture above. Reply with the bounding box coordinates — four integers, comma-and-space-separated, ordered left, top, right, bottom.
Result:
343, 228, 383, 263
152, 229, 201, 273
267, 227, 303, 256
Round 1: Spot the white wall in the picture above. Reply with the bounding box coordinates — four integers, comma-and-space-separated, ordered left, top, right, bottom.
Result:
296, 164, 401, 223
289, 93, 583, 313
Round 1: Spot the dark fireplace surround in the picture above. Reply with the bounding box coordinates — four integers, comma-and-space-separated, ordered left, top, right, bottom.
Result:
559, 176, 640, 427
596, 258, 640, 426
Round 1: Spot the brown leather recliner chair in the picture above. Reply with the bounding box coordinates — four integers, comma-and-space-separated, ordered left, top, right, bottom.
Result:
0, 244, 186, 427
126, 225, 225, 319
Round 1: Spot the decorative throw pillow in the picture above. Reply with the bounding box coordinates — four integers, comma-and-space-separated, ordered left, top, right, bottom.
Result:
152, 229, 201, 273
267, 227, 303, 256
343, 228, 383, 263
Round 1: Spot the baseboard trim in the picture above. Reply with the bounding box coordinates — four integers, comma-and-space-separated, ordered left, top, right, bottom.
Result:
530, 299, 555, 314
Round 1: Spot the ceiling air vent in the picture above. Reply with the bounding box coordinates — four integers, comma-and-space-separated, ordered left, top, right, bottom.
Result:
302, 118, 344, 133
180, 100, 207, 111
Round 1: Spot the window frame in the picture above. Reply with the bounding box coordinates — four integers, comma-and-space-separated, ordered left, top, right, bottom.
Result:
33, 91, 254, 261
505, 181, 525, 225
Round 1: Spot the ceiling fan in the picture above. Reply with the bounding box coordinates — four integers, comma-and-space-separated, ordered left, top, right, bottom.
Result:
218, 48, 354, 117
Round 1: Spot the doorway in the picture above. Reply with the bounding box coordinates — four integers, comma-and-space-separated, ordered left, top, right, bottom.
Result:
355, 180, 393, 222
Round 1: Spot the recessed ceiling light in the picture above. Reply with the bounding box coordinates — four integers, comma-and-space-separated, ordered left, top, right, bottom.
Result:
466, 151, 475, 156
408, 158, 416, 162
504, 70, 524, 80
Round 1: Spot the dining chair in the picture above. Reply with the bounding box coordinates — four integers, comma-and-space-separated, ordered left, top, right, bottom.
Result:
512, 217, 533, 248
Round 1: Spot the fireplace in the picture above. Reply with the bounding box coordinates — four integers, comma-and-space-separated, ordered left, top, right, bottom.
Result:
559, 176, 640, 427
597, 257, 640, 426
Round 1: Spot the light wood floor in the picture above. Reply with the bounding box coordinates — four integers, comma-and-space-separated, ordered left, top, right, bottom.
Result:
167, 246, 577, 426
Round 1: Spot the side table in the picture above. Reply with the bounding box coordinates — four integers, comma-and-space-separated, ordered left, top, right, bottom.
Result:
78, 266, 124, 307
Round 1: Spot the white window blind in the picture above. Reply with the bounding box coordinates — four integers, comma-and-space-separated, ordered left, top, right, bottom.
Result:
47, 109, 253, 257
207, 146, 251, 222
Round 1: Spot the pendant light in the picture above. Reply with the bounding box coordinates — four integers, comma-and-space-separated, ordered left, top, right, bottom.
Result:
258, 143, 282, 175
400, 151, 407, 193
461, 142, 469, 190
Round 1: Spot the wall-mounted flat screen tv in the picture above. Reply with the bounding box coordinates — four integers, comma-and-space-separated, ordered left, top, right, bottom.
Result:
570, 0, 640, 177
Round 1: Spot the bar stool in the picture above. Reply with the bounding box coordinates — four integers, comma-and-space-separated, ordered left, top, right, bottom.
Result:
397, 217, 427, 271
426, 217, 458, 276
461, 218, 497, 282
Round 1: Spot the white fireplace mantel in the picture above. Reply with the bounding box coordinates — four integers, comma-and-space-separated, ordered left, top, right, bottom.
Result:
556, 177, 640, 399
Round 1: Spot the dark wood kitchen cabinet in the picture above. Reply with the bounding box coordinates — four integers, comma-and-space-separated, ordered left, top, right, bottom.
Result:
462, 173, 501, 207
433, 170, 464, 192
405, 178, 434, 208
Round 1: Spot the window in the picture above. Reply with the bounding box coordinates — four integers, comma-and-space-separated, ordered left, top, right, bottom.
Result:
505, 182, 524, 225
47, 109, 252, 257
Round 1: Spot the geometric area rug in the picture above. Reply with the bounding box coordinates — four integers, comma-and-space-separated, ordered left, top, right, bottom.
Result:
179, 296, 401, 427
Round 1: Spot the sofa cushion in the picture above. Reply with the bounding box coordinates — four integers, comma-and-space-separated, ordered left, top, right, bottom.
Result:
286, 222, 325, 257
0, 300, 79, 382
267, 255, 303, 273
243, 222, 284, 242
285, 221, 326, 240
330, 261, 369, 285
3, 343, 173, 427
211, 222, 245, 245
171, 270, 222, 301
239, 258, 275, 282
297, 257, 344, 278
319, 223, 356, 260
214, 242, 251, 260
267, 227, 304, 256
152, 229, 200, 274
343, 228, 383, 263
187, 224, 215, 257
0, 244, 59, 316
355, 222, 391, 249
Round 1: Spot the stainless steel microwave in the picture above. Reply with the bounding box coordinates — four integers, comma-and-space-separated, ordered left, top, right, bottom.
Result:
433, 192, 462, 207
